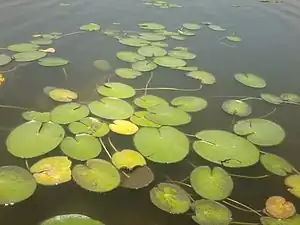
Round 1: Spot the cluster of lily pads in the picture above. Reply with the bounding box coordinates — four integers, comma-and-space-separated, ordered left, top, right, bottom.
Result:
1, 19, 300, 225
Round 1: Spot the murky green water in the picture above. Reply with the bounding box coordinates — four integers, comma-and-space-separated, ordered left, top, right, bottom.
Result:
1, 0, 300, 224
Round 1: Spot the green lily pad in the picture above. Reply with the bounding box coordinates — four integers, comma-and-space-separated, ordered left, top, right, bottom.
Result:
119, 38, 150, 47
178, 29, 196, 36
134, 95, 169, 109
22, 111, 50, 122
226, 36, 242, 42
41, 214, 105, 225
151, 41, 168, 47
38, 57, 69, 67
115, 68, 142, 79
192, 200, 232, 225
0, 54, 12, 66
134, 126, 189, 163
186, 71, 216, 84
30, 156, 72, 185
51, 103, 89, 124
260, 153, 293, 176
8, 43, 39, 52
0, 165, 36, 205
285, 175, 300, 199
168, 50, 196, 60
170, 35, 186, 41
116, 51, 145, 63
150, 183, 191, 214
80, 23, 101, 31
193, 130, 260, 168
13, 51, 46, 62
137, 46, 167, 57
280, 93, 300, 104
234, 73, 266, 88
112, 149, 146, 170
130, 111, 161, 127
139, 33, 166, 41
132, 60, 157, 72
183, 23, 202, 30
221, 100, 252, 117
171, 96, 207, 112
89, 97, 134, 120
176, 66, 198, 71
121, 166, 154, 189
154, 56, 186, 68
190, 166, 233, 200
97, 82, 135, 99
146, 105, 191, 126
139, 22, 165, 30
155, 30, 179, 36
261, 215, 300, 225
208, 25, 226, 31
6, 121, 65, 158
261, 93, 283, 105
72, 159, 120, 192
44, 87, 78, 102
233, 119, 285, 146
68, 117, 109, 137
60, 134, 101, 161
93, 60, 111, 71
31, 38, 53, 45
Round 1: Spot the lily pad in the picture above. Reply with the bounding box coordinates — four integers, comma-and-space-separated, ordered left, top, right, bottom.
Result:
192, 200, 232, 225
280, 93, 300, 104
0, 54, 12, 66
0, 166, 36, 205
80, 23, 100, 31
154, 56, 187, 68
234, 73, 266, 88
72, 159, 120, 192
93, 60, 111, 71
38, 57, 69, 67
260, 153, 293, 176
178, 29, 196, 36
109, 120, 139, 135
51, 103, 89, 124
132, 60, 157, 72
68, 117, 109, 137
193, 130, 260, 168
186, 71, 216, 84
115, 68, 142, 79
45, 87, 78, 102
112, 149, 146, 170
151, 41, 168, 47
137, 46, 167, 57
176, 66, 198, 71
8, 43, 39, 52
13, 51, 46, 62
31, 38, 53, 45
139, 22, 165, 30
116, 51, 145, 63
41, 214, 105, 225
183, 23, 202, 30
170, 35, 186, 41
97, 82, 136, 99
168, 50, 196, 60
285, 175, 300, 199
190, 166, 233, 200
130, 111, 161, 127
261, 215, 300, 225
233, 119, 285, 146
265, 196, 296, 219
22, 111, 50, 122
139, 33, 166, 41
60, 134, 101, 161
134, 126, 189, 163
6, 121, 65, 158
221, 100, 252, 117
150, 183, 191, 214
134, 95, 169, 109
89, 97, 134, 120
30, 156, 72, 185
261, 93, 283, 105
119, 38, 150, 47
171, 96, 207, 112
208, 25, 226, 31
120, 166, 154, 189
226, 36, 242, 42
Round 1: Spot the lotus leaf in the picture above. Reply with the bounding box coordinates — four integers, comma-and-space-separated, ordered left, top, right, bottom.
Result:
30, 156, 72, 185
171, 35, 186, 41
31, 38, 53, 45
192, 200, 232, 225
120, 166, 154, 189
176, 66, 198, 71
186, 71, 216, 84
118, 38, 150, 47
72, 159, 120, 192
137, 46, 167, 57
150, 183, 191, 214
6, 121, 65, 158
97, 82, 136, 99
226, 36, 242, 42
260, 153, 293, 176
139, 23, 165, 30
261, 215, 300, 225
112, 149, 146, 170
109, 120, 139, 135
41, 214, 105, 225
134, 126, 189, 163
8, 43, 39, 52
261, 93, 283, 105
80, 23, 100, 31
132, 60, 157, 72
68, 117, 109, 137
265, 196, 296, 219
168, 50, 196, 60
130, 111, 161, 127
280, 93, 300, 103
193, 130, 260, 167
60, 134, 101, 161
221, 100, 252, 117
171, 96, 207, 112
0, 54, 12, 66
134, 95, 168, 109
208, 25, 226, 31
233, 119, 285, 146
139, 33, 166, 41
38, 57, 69, 67
115, 68, 142, 79
13, 51, 46, 62
93, 60, 111, 71
178, 29, 196, 36
116, 51, 145, 63
154, 56, 187, 68
183, 23, 202, 30
285, 175, 300, 199
0, 166, 36, 205
234, 73, 266, 88
22, 111, 50, 122
45, 87, 78, 102
51, 103, 89, 124
89, 97, 134, 120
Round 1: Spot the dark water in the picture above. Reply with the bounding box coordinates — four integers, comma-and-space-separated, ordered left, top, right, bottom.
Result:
1, 0, 300, 224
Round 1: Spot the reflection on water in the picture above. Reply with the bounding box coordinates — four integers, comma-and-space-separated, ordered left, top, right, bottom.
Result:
1, 0, 300, 224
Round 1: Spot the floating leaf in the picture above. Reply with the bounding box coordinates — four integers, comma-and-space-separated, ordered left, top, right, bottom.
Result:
171, 96, 207, 112
112, 149, 146, 170
6, 121, 65, 158
221, 100, 252, 117
134, 126, 189, 163
44, 87, 78, 102
132, 60, 157, 72
0, 166, 36, 205
51, 103, 89, 124
38, 57, 69, 67
154, 56, 186, 68
280, 93, 300, 104
192, 200, 232, 225
226, 36, 242, 42
178, 29, 196, 36
183, 23, 202, 30
134, 95, 169, 109
119, 38, 150, 47
80, 23, 100, 31
234, 73, 266, 88
208, 25, 226, 31
13, 51, 46, 62
109, 120, 139, 135
137, 46, 167, 57
170, 35, 186, 41
139, 33, 166, 41
97, 82, 136, 99
68, 117, 109, 137
139, 22, 165, 30
261, 215, 300, 225
8, 43, 39, 52
0, 54, 12, 66
31, 38, 53, 45
116, 51, 145, 63
22, 111, 50, 122
193, 130, 260, 168
151, 41, 168, 47
121, 166, 154, 189
233, 119, 285, 146
176, 66, 198, 71
115, 68, 142, 79
30, 156, 71, 185
261, 93, 283, 105
40, 48, 56, 53
285, 175, 300, 199
72, 159, 120, 192
186, 71, 216, 84
89, 97, 134, 120
93, 60, 111, 71
265, 196, 296, 219
130, 111, 161, 128
190, 166, 233, 200
260, 153, 293, 176
168, 50, 196, 60
40, 214, 105, 225
60, 134, 101, 161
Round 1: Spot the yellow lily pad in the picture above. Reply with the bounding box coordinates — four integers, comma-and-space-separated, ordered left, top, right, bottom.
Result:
112, 149, 146, 170
265, 196, 296, 219
109, 120, 139, 135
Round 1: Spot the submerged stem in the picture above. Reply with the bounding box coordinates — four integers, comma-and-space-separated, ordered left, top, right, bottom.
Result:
183, 133, 196, 137
230, 222, 260, 225
226, 198, 262, 217
239, 97, 262, 101
165, 176, 192, 188
99, 138, 112, 159
135, 85, 202, 92
209, 95, 250, 99
187, 160, 197, 168
108, 137, 119, 153
260, 107, 276, 118
25, 160, 30, 170
62, 31, 86, 37
144, 71, 154, 96
292, 167, 300, 175
0, 104, 31, 110
62, 67, 68, 84
229, 173, 269, 179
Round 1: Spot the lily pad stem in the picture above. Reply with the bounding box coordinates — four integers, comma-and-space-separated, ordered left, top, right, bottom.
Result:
183, 133, 196, 137
229, 173, 269, 179
260, 107, 276, 118
108, 137, 119, 153
0, 104, 31, 110
239, 97, 262, 101
62, 67, 68, 84
144, 71, 154, 96
62, 31, 86, 37
25, 160, 30, 170
226, 198, 262, 216
230, 222, 260, 225
99, 138, 112, 159
292, 167, 300, 175
166, 178, 192, 188
135, 85, 202, 92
